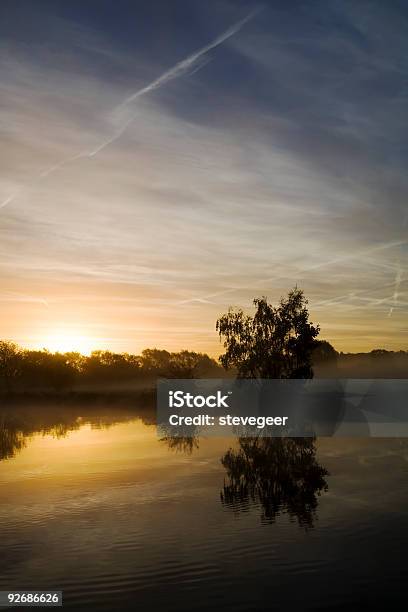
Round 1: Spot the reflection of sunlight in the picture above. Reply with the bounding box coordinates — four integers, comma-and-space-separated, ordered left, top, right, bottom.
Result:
42, 329, 94, 355
0, 418, 232, 485
0, 421, 159, 482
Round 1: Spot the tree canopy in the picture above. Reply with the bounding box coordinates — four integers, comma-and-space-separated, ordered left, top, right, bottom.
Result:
0, 341, 223, 393
216, 288, 320, 379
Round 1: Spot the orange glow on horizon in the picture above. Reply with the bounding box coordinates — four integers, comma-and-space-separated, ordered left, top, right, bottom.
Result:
41, 328, 96, 355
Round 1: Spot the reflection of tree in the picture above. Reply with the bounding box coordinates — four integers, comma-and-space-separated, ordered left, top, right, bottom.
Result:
161, 436, 199, 455
220, 436, 328, 528
0, 403, 153, 461
0, 421, 26, 460
159, 420, 199, 455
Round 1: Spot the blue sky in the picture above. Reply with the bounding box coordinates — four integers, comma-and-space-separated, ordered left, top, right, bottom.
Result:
0, 0, 407, 353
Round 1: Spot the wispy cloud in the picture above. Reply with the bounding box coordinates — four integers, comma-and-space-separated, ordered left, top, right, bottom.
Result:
0, 2, 407, 353
120, 10, 260, 107
89, 8, 261, 155
0, 8, 260, 209
388, 261, 403, 317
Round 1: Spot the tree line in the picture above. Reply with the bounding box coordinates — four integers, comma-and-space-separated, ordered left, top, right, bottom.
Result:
0, 344, 224, 393
1, 288, 407, 393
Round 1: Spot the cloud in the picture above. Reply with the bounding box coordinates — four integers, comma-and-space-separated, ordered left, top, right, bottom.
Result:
0, 7, 260, 208
0, 2, 407, 353
88, 8, 261, 155
388, 261, 403, 317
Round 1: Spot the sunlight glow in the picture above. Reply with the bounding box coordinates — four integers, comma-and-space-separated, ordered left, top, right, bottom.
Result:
42, 329, 95, 355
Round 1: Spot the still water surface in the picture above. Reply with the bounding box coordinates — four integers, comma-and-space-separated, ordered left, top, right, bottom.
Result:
0, 405, 407, 611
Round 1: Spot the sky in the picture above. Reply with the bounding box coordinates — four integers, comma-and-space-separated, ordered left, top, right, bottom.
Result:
0, 0, 407, 355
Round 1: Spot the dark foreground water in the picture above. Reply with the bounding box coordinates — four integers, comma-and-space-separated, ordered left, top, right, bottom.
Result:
0, 405, 407, 611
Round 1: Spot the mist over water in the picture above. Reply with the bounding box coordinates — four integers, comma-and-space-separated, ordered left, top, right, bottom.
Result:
1, 404, 407, 610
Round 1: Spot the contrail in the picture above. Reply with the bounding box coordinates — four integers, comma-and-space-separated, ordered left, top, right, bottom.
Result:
121, 10, 259, 108
388, 261, 402, 317
0, 193, 17, 210
0, 9, 260, 209
88, 8, 261, 156
178, 239, 408, 306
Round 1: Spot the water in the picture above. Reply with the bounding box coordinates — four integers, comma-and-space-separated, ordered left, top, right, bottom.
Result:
1, 403, 408, 611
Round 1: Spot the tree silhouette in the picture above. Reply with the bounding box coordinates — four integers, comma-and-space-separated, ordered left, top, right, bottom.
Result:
216, 288, 319, 379
140, 348, 220, 378
82, 350, 141, 385
311, 340, 339, 378
312, 340, 338, 365
0, 340, 21, 393
0, 342, 223, 394
220, 436, 328, 528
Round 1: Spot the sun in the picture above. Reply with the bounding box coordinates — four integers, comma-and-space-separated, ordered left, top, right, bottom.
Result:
43, 329, 94, 355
